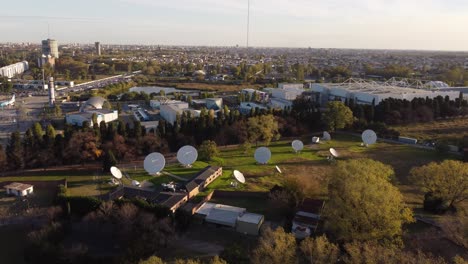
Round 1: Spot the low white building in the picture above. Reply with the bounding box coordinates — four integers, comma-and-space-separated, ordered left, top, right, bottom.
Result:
196, 202, 264, 236
278, 83, 304, 89
160, 101, 189, 125
236, 212, 264, 236
65, 97, 118, 127
271, 88, 304, 101
269, 98, 293, 110
4, 182, 34, 197
310, 80, 461, 105
241, 89, 269, 102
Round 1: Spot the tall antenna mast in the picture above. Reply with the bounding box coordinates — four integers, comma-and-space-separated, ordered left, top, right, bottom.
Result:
47, 23, 50, 39
247, 0, 250, 50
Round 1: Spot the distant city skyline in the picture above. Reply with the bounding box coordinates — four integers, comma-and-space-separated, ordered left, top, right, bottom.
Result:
1, 0, 468, 51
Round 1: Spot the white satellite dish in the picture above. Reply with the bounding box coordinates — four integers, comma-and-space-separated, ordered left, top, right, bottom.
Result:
322, 131, 331, 141
233, 170, 246, 184
144, 152, 166, 175
110, 166, 122, 179
275, 165, 282, 174
292, 140, 304, 152
131, 180, 140, 187
177, 145, 198, 167
361, 129, 377, 145
254, 147, 271, 164
312, 137, 320, 144
329, 148, 339, 158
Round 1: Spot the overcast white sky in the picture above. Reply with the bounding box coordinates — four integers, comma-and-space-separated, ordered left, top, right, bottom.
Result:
1, 0, 468, 50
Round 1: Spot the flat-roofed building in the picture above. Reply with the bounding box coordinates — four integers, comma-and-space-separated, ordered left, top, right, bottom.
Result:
236, 212, 264, 235
65, 96, 118, 127
310, 79, 461, 105
4, 182, 34, 197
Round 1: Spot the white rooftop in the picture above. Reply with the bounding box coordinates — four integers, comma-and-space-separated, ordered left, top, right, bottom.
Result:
237, 212, 263, 224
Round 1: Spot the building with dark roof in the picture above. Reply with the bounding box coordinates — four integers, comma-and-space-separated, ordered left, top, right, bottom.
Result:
292, 199, 325, 239
185, 166, 222, 198
110, 186, 188, 213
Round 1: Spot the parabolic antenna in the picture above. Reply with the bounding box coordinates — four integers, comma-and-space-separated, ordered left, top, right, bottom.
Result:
329, 148, 339, 158
131, 180, 140, 187
275, 165, 282, 174
254, 147, 272, 164
110, 166, 123, 179
144, 152, 166, 175
177, 145, 198, 166
292, 140, 304, 152
233, 170, 246, 184
312, 137, 320, 144
322, 131, 331, 141
361, 129, 377, 145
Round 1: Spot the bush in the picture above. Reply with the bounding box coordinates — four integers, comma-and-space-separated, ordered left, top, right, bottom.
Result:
67, 196, 102, 217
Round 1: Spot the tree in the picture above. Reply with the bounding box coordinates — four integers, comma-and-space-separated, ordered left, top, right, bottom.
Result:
251, 227, 297, 264
139, 256, 164, 264
6, 131, 24, 170
343, 241, 447, 264
300, 236, 340, 264
240, 141, 252, 154
323, 159, 414, 243
323, 101, 353, 131
410, 160, 468, 210
198, 140, 219, 161
247, 115, 280, 146
54, 104, 62, 117
63, 131, 102, 164
0, 144, 7, 171
102, 150, 117, 172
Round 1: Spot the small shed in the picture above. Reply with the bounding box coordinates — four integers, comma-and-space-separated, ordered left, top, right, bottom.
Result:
236, 212, 264, 235
4, 182, 34, 197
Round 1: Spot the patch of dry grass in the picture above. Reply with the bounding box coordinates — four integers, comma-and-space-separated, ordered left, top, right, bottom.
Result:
392, 118, 468, 144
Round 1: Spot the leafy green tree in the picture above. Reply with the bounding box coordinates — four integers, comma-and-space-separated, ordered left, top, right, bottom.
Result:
54, 104, 62, 117
252, 227, 297, 264
323, 159, 414, 243
32, 122, 44, 145
198, 140, 219, 161
6, 131, 24, 170
0, 77, 13, 93
323, 101, 353, 131
343, 241, 447, 264
300, 236, 340, 264
410, 160, 468, 210
247, 115, 280, 146
103, 150, 117, 172
240, 141, 252, 154
138, 256, 164, 264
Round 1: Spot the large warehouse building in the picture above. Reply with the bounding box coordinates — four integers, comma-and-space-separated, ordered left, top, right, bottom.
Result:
310, 79, 461, 105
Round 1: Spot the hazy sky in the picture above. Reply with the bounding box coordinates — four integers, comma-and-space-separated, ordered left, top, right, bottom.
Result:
1, 0, 468, 50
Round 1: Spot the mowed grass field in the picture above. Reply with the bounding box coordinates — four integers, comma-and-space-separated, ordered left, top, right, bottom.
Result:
0, 170, 116, 197
392, 118, 468, 144
0, 134, 458, 210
